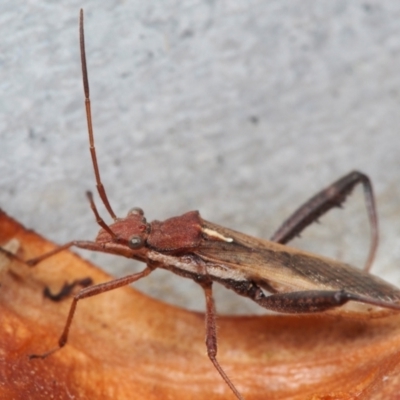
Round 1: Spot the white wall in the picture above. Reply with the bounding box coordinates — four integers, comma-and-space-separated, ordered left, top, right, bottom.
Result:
1, 1, 400, 313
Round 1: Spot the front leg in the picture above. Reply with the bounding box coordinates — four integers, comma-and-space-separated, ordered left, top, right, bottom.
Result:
30, 266, 153, 359
270, 171, 378, 272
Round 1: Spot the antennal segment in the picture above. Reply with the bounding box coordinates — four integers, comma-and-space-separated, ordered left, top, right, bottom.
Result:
79, 9, 117, 220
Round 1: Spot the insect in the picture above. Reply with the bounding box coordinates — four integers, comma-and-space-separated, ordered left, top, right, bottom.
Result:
4, 9, 400, 400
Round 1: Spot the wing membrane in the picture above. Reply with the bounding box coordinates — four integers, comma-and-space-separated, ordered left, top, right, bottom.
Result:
196, 220, 400, 302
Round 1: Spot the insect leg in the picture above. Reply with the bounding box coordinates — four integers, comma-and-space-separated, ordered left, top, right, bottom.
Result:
0, 241, 94, 302
270, 171, 378, 272
251, 289, 400, 314
29, 266, 153, 359
200, 280, 244, 400
0, 239, 105, 267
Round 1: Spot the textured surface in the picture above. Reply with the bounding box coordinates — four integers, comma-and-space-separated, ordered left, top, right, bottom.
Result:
2, 210, 400, 400
1, 1, 400, 313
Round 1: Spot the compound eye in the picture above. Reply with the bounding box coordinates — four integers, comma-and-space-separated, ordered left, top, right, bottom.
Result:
128, 207, 144, 216
128, 235, 144, 249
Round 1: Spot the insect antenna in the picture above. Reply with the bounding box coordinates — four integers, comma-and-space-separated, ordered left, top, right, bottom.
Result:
86, 191, 119, 241
79, 9, 117, 221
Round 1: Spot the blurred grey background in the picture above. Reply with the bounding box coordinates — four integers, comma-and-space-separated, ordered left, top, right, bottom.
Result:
1, 1, 400, 314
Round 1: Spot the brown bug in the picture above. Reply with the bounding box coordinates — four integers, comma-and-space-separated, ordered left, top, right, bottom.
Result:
3, 9, 400, 400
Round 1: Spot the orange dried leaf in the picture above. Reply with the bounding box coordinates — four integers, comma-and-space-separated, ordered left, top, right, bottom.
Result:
1, 209, 400, 399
